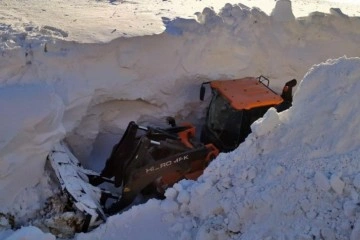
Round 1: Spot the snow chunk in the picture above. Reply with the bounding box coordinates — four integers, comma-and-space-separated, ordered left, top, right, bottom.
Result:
271, 0, 295, 22
177, 190, 190, 204
164, 188, 178, 201
330, 174, 345, 195
226, 211, 242, 233
196, 7, 222, 28
251, 108, 280, 137
314, 171, 331, 192
343, 201, 357, 217
160, 199, 179, 213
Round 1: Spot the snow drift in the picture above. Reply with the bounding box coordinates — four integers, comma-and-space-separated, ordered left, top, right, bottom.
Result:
0, 0, 360, 238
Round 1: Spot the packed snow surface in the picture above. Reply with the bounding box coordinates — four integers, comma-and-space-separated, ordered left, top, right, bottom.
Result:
1, 0, 359, 43
1, 0, 360, 239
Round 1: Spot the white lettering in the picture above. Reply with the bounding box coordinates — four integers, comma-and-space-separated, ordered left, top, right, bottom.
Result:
160, 161, 172, 168
146, 166, 154, 173
146, 155, 190, 174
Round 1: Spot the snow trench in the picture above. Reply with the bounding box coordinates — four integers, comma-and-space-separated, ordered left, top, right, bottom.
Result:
0, 1, 360, 238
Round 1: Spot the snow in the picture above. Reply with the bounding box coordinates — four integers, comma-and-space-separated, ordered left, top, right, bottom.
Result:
1, 0, 360, 239
1, 226, 55, 240
271, 0, 296, 22
0, 84, 65, 221
1, 0, 358, 44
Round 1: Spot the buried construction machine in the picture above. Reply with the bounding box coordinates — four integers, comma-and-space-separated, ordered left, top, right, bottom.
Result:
48, 76, 297, 231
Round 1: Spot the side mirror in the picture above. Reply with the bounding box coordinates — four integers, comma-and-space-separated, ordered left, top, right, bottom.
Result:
200, 84, 206, 101
200, 82, 210, 101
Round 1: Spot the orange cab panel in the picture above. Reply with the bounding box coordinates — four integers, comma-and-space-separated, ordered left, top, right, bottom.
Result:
210, 77, 283, 110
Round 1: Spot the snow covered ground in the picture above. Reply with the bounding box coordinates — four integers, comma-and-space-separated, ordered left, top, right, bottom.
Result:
1, 0, 360, 239
0, 0, 359, 44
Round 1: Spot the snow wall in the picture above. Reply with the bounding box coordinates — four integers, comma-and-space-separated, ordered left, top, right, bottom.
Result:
0, 0, 360, 234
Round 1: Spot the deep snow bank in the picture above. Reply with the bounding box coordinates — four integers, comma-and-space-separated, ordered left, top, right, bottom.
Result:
0, 85, 64, 215
76, 56, 360, 240
0, 0, 360, 232
1, 0, 358, 44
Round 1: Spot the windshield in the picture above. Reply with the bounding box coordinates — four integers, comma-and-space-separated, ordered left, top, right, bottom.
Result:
207, 93, 245, 150
206, 92, 272, 150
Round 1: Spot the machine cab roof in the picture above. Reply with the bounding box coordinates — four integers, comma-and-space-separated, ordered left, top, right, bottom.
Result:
210, 77, 283, 110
